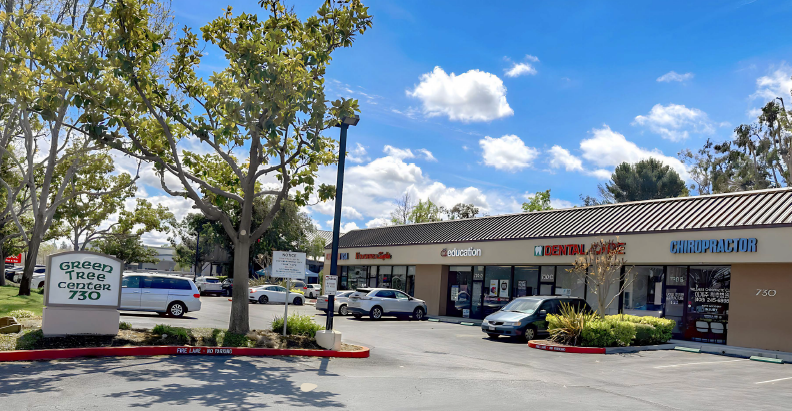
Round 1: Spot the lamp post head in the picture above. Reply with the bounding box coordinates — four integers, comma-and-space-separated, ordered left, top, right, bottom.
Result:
336, 115, 360, 127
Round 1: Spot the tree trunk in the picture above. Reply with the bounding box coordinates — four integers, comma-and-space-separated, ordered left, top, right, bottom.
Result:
228, 238, 251, 334
18, 234, 42, 296
0, 242, 5, 287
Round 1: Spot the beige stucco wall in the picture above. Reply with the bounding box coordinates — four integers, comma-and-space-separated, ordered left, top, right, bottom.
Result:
728, 263, 792, 352
414, 265, 445, 316
334, 227, 792, 267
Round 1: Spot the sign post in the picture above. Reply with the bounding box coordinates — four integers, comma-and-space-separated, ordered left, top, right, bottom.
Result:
325, 274, 338, 296
272, 251, 306, 337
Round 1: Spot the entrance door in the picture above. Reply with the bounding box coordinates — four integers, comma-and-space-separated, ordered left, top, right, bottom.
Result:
539, 266, 555, 295
447, 266, 472, 317
470, 266, 485, 319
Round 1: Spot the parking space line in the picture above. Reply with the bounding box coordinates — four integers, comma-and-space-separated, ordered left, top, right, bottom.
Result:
755, 376, 792, 384
654, 359, 746, 368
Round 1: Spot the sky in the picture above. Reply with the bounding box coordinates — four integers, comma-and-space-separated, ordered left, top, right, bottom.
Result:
128, 0, 792, 244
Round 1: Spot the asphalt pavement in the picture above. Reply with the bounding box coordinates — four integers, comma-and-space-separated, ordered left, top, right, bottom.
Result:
1, 296, 791, 410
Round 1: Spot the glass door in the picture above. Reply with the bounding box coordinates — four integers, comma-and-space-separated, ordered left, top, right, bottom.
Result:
685, 266, 730, 344
539, 266, 555, 295
447, 266, 472, 317
664, 266, 687, 337
470, 266, 485, 319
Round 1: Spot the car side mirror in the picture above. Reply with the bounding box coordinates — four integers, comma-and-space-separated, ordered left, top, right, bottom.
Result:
408, 296, 413, 300
538, 310, 547, 316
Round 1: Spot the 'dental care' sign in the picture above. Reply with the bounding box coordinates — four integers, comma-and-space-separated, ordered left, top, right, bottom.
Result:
45, 252, 123, 309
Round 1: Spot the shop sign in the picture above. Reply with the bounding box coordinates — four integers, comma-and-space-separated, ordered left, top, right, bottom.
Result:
670, 238, 757, 254
339, 253, 349, 260
499, 280, 509, 298
5, 254, 21, 264
489, 280, 498, 297
534, 244, 585, 257
45, 252, 123, 308
440, 247, 482, 257
355, 252, 392, 260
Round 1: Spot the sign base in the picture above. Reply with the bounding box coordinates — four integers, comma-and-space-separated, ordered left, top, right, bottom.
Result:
42, 307, 120, 337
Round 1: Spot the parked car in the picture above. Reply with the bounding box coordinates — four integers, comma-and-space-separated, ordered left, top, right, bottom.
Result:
5, 266, 22, 283
316, 291, 353, 316
347, 288, 427, 320
249, 285, 305, 305
481, 296, 592, 341
12, 266, 46, 283
120, 274, 201, 317
195, 276, 223, 295
304, 283, 322, 298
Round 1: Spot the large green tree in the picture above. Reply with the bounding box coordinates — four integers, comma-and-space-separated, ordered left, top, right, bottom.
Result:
29, 0, 371, 333
410, 199, 442, 223
605, 158, 687, 203
522, 189, 553, 212
444, 203, 479, 220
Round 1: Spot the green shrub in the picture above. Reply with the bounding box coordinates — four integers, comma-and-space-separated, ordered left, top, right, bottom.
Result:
152, 324, 191, 344
606, 314, 675, 344
581, 320, 615, 347
547, 303, 597, 346
633, 323, 655, 345
271, 313, 324, 338
8, 309, 35, 319
34, 288, 45, 295
216, 276, 228, 282
605, 318, 635, 346
221, 332, 253, 347
119, 322, 132, 330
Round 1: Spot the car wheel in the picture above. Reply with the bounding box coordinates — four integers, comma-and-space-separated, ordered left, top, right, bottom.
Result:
339, 305, 348, 316
523, 326, 537, 341
487, 333, 499, 339
293, 297, 303, 306
412, 307, 425, 321
353, 313, 362, 319
37, 282, 45, 289
258, 295, 268, 304
167, 302, 186, 318
369, 306, 383, 320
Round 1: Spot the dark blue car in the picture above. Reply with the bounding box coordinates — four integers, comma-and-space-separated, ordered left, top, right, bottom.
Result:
481, 296, 591, 341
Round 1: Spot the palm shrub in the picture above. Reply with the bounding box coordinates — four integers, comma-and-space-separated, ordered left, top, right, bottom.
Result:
547, 303, 597, 346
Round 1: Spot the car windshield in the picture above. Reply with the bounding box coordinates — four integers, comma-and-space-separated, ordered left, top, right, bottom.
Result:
500, 298, 542, 314
205, 278, 219, 283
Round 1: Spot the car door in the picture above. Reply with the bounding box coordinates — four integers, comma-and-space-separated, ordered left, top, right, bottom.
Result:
168, 278, 193, 300
120, 275, 142, 309
268, 286, 286, 303
535, 300, 558, 332
140, 277, 171, 311
394, 290, 414, 314
374, 290, 397, 313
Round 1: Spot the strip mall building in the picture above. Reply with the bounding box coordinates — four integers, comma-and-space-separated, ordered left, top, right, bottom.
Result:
325, 188, 792, 352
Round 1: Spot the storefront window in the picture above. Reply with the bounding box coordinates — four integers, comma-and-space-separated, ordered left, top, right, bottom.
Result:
484, 266, 512, 316
448, 266, 472, 317
378, 266, 392, 288
406, 266, 416, 296
665, 266, 687, 335
555, 265, 584, 299
685, 266, 730, 344
585, 269, 620, 315
368, 266, 378, 287
624, 266, 664, 317
347, 266, 368, 290
391, 266, 407, 293
513, 266, 539, 297
539, 266, 555, 295
340, 266, 348, 289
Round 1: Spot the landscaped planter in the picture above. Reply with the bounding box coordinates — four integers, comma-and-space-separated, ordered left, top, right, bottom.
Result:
0, 344, 370, 362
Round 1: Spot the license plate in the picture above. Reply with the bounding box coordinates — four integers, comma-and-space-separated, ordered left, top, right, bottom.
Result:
488, 326, 496, 331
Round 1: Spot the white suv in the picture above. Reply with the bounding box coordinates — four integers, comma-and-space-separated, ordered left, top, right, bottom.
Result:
347, 288, 427, 320
121, 274, 201, 317
195, 276, 223, 295
305, 283, 322, 298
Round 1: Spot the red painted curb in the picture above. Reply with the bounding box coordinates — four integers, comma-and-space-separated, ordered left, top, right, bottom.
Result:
0, 345, 370, 362
528, 341, 606, 354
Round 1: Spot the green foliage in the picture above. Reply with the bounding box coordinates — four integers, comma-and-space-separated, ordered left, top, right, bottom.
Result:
91, 235, 159, 265
8, 309, 36, 318
410, 199, 443, 223
0, 286, 43, 316
581, 320, 616, 347
308, 235, 327, 260
14, 329, 43, 350
605, 318, 636, 347
119, 321, 132, 330
444, 203, 480, 219
522, 190, 553, 212
547, 302, 596, 346
605, 158, 687, 203
606, 314, 675, 344
271, 313, 324, 338
633, 323, 655, 346
220, 332, 253, 347
152, 324, 192, 344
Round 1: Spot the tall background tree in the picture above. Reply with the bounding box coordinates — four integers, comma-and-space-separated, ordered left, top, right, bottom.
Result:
390, 193, 414, 225
444, 203, 479, 220
522, 189, 553, 212
603, 158, 687, 203
54, 0, 372, 333
410, 199, 442, 223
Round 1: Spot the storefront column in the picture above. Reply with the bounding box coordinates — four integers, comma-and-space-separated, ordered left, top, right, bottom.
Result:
415, 265, 447, 316
728, 263, 792, 352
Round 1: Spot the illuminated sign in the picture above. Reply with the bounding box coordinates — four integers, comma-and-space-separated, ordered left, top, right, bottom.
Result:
534, 244, 586, 256
441, 248, 482, 257
670, 238, 757, 254
356, 252, 392, 260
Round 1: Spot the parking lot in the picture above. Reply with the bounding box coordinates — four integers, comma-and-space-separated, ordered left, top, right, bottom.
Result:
1, 296, 791, 410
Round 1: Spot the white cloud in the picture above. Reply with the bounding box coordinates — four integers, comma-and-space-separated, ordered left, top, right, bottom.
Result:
406, 66, 513, 122
747, 107, 762, 119
347, 142, 369, 163
365, 218, 390, 228
550, 198, 574, 209
479, 135, 539, 172
505, 63, 537, 78
383, 145, 415, 160
657, 71, 694, 82
589, 169, 612, 180
633, 103, 715, 141
325, 220, 360, 233
524, 54, 540, 63
580, 125, 689, 180
417, 148, 437, 162
547, 145, 583, 172
752, 63, 792, 102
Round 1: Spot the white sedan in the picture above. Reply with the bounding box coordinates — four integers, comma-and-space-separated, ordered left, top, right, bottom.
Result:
249, 285, 305, 305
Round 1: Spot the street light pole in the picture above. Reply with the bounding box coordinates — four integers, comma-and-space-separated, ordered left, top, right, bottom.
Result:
193, 229, 200, 281
326, 115, 359, 331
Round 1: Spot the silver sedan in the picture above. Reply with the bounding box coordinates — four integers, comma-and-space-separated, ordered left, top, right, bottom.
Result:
315, 291, 353, 316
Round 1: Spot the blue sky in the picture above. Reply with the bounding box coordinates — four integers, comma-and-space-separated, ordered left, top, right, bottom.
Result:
134, 0, 792, 240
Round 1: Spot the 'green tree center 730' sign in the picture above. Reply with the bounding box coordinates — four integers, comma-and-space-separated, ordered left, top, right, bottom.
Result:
45, 252, 124, 309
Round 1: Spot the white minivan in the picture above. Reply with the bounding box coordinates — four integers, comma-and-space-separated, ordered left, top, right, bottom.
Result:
121, 274, 201, 317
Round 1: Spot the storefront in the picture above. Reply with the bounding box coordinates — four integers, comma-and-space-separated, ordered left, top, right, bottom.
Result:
326, 188, 792, 352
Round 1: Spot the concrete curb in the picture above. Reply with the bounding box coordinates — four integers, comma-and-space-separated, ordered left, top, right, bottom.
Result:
0, 345, 370, 362
605, 344, 677, 354
667, 339, 792, 362
528, 341, 606, 354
